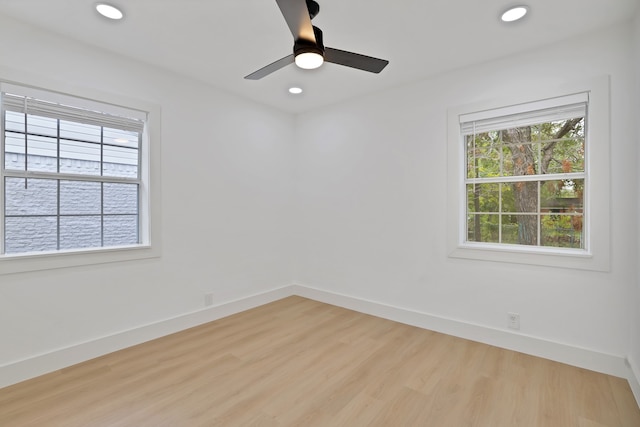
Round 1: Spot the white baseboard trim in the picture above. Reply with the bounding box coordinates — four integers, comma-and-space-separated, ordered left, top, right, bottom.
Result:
0, 285, 294, 389
292, 284, 632, 381
628, 355, 640, 408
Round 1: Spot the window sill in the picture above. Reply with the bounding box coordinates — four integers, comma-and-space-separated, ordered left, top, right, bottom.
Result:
448, 243, 608, 272
0, 244, 160, 275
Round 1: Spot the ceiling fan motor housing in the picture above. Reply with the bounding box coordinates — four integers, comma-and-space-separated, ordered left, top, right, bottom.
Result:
294, 25, 324, 56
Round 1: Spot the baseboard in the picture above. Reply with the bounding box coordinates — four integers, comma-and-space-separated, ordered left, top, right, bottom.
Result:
0, 285, 295, 389
628, 355, 640, 408
292, 284, 631, 380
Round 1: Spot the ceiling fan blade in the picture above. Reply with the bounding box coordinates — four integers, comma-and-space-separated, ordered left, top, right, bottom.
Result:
324, 47, 389, 74
275, 0, 316, 42
244, 54, 295, 80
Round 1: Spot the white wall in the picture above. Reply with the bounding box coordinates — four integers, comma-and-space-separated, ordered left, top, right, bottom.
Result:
294, 23, 637, 361
0, 15, 295, 368
631, 8, 640, 391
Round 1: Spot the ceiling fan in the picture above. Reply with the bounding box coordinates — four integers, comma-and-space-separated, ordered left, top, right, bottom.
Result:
244, 0, 389, 80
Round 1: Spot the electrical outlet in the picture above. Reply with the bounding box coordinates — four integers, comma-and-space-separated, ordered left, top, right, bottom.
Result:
204, 293, 214, 307
508, 312, 520, 330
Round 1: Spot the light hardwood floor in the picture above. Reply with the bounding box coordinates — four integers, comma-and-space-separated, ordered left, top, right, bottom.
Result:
1, 296, 639, 426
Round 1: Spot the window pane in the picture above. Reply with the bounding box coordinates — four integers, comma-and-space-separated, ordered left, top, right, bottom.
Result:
104, 183, 138, 214
27, 114, 57, 137
544, 118, 585, 140
501, 181, 538, 213
466, 133, 500, 179
4, 152, 25, 171
541, 179, 584, 212
59, 140, 101, 175
502, 142, 541, 175
104, 215, 138, 246
529, 124, 542, 142
5, 131, 25, 154
502, 214, 538, 246
541, 214, 583, 249
4, 132, 25, 170
467, 183, 499, 213
467, 214, 499, 243
60, 180, 101, 215
502, 127, 533, 145
543, 139, 585, 174
5, 177, 57, 216
26, 135, 57, 172
5, 216, 57, 253
59, 215, 101, 250
103, 145, 138, 178
103, 128, 139, 149
5, 111, 25, 133
60, 120, 100, 143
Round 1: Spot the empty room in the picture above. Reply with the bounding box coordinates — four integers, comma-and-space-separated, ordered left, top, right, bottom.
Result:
0, 0, 639, 425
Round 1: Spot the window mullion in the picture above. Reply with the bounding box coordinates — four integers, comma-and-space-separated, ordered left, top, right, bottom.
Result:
23, 113, 27, 191
100, 127, 104, 248
467, 172, 585, 185
0, 108, 6, 255
498, 183, 503, 243
537, 181, 541, 246
3, 170, 140, 185
499, 130, 504, 177
136, 132, 142, 244
57, 119, 60, 174
56, 178, 61, 251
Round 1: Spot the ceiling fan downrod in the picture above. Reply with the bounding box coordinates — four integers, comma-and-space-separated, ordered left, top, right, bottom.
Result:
306, 0, 320, 19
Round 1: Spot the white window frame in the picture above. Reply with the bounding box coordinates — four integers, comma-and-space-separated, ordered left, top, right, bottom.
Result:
447, 76, 610, 271
0, 80, 161, 275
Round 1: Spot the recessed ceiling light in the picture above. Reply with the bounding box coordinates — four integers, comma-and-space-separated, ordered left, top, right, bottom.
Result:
96, 3, 124, 20
289, 87, 303, 94
501, 5, 528, 22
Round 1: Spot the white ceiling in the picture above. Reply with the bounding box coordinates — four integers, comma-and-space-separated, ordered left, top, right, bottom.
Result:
0, 0, 637, 113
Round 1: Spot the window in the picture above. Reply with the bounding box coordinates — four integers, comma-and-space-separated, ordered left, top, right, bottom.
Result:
447, 77, 610, 271
462, 96, 586, 250
0, 82, 160, 273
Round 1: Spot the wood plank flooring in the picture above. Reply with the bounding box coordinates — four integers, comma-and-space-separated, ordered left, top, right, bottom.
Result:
1, 296, 639, 426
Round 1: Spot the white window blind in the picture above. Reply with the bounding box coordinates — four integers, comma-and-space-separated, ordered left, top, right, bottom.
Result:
0, 83, 145, 134
460, 92, 588, 135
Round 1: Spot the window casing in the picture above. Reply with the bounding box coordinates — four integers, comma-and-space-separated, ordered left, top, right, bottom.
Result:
447, 77, 610, 271
0, 81, 160, 274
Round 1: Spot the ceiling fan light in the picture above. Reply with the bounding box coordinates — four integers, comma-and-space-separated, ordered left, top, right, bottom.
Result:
295, 52, 324, 70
